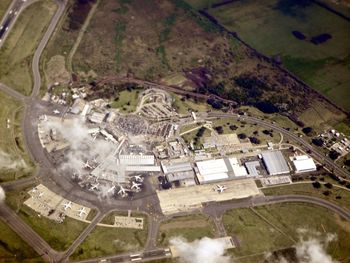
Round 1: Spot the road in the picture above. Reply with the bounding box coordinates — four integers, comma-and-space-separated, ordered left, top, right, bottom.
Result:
0, 203, 59, 262
0, 0, 26, 48
31, 0, 67, 98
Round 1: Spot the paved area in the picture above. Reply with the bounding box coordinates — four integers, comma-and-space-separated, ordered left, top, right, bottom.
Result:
24, 184, 91, 221
157, 179, 262, 215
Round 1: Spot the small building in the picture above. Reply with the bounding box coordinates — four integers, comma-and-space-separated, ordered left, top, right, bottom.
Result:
261, 151, 290, 176
228, 158, 248, 177
245, 161, 261, 177
88, 112, 106, 124
292, 155, 317, 173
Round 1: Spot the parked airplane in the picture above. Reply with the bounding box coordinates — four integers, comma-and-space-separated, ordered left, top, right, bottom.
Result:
82, 160, 93, 169
38, 192, 44, 198
89, 183, 99, 191
31, 187, 38, 193
131, 181, 142, 191
106, 185, 115, 194
131, 175, 143, 182
117, 185, 129, 196
216, 185, 227, 194
53, 109, 60, 114
62, 201, 72, 211
77, 207, 87, 217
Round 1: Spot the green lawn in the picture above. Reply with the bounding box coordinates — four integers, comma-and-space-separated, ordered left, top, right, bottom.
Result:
5, 185, 88, 251
262, 183, 350, 212
0, 0, 12, 20
0, 219, 43, 262
71, 216, 148, 260
171, 93, 210, 115
110, 88, 141, 113
224, 203, 350, 262
209, 0, 350, 111
0, 0, 57, 95
0, 92, 34, 182
157, 214, 216, 246
211, 117, 281, 144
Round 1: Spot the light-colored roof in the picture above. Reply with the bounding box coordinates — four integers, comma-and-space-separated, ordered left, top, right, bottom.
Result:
293, 156, 316, 172
119, 154, 155, 166
228, 158, 248, 177
161, 162, 192, 174
196, 159, 228, 175
261, 151, 290, 175
196, 172, 229, 183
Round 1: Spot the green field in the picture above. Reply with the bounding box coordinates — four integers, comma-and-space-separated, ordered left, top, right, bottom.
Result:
71, 217, 148, 260
262, 183, 350, 212
0, 0, 12, 20
0, 92, 34, 182
5, 186, 88, 251
0, 219, 43, 262
224, 203, 350, 262
110, 88, 141, 113
171, 93, 210, 115
157, 214, 216, 246
207, 0, 350, 111
0, 0, 57, 95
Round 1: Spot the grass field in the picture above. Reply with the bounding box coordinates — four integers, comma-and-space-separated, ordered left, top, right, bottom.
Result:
0, 219, 43, 262
0, 92, 34, 182
0, 0, 12, 20
262, 183, 350, 212
224, 203, 350, 262
71, 216, 148, 260
157, 214, 216, 246
0, 0, 57, 95
171, 93, 210, 115
110, 88, 141, 113
208, 0, 350, 111
5, 186, 88, 251
211, 117, 281, 144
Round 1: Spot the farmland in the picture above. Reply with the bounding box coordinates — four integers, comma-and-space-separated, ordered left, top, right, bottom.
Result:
207, 0, 350, 111
224, 203, 350, 262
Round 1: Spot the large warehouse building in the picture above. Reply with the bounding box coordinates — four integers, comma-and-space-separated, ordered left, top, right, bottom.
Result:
292, 155, 317, 173
261, 151, 290, 176
195, 158, 248, 184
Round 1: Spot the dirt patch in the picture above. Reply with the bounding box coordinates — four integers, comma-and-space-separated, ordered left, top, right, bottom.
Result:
45, 55, 71, 85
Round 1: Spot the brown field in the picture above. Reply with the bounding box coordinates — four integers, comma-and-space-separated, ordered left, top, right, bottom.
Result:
39, 0, 347, 134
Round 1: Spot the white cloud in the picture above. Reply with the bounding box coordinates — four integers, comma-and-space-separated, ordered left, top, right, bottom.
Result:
0, 150, 27, 170
0, 186, 5, 203
169, 237, 231, 263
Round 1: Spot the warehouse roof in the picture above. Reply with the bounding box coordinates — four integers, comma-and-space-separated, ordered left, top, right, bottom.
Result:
261, 151, 290, 175
161, 162, 192, 174
293, 155, 316, 173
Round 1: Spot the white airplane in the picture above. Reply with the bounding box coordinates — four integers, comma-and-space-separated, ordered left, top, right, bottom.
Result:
216, 185, 227, 194
89, 183, 99, 191
131, 175, 143, 182
31, 187, 38, 193
38, 192, 44, 198
62, 201, 72, 210
107, 185, 116, 194
77, 207, 87, 217
117, 185, 129, 196
131, 181, 142, 191
82, 160, 93, 169
53, 109, 60, 114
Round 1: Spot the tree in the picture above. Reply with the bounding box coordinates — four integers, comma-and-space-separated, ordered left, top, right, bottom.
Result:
214, 126, 224, 134
312, 138, 324, 147
329, 150, 340, 160
302, 127, 313, 135
324, 183, 333, 189
249, 136, 261, 144
323, 190, 331, 196
238, 133, 247, 140
229, 125, 238, 131
344, 159, 350, 167
312, 181, 321, 189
